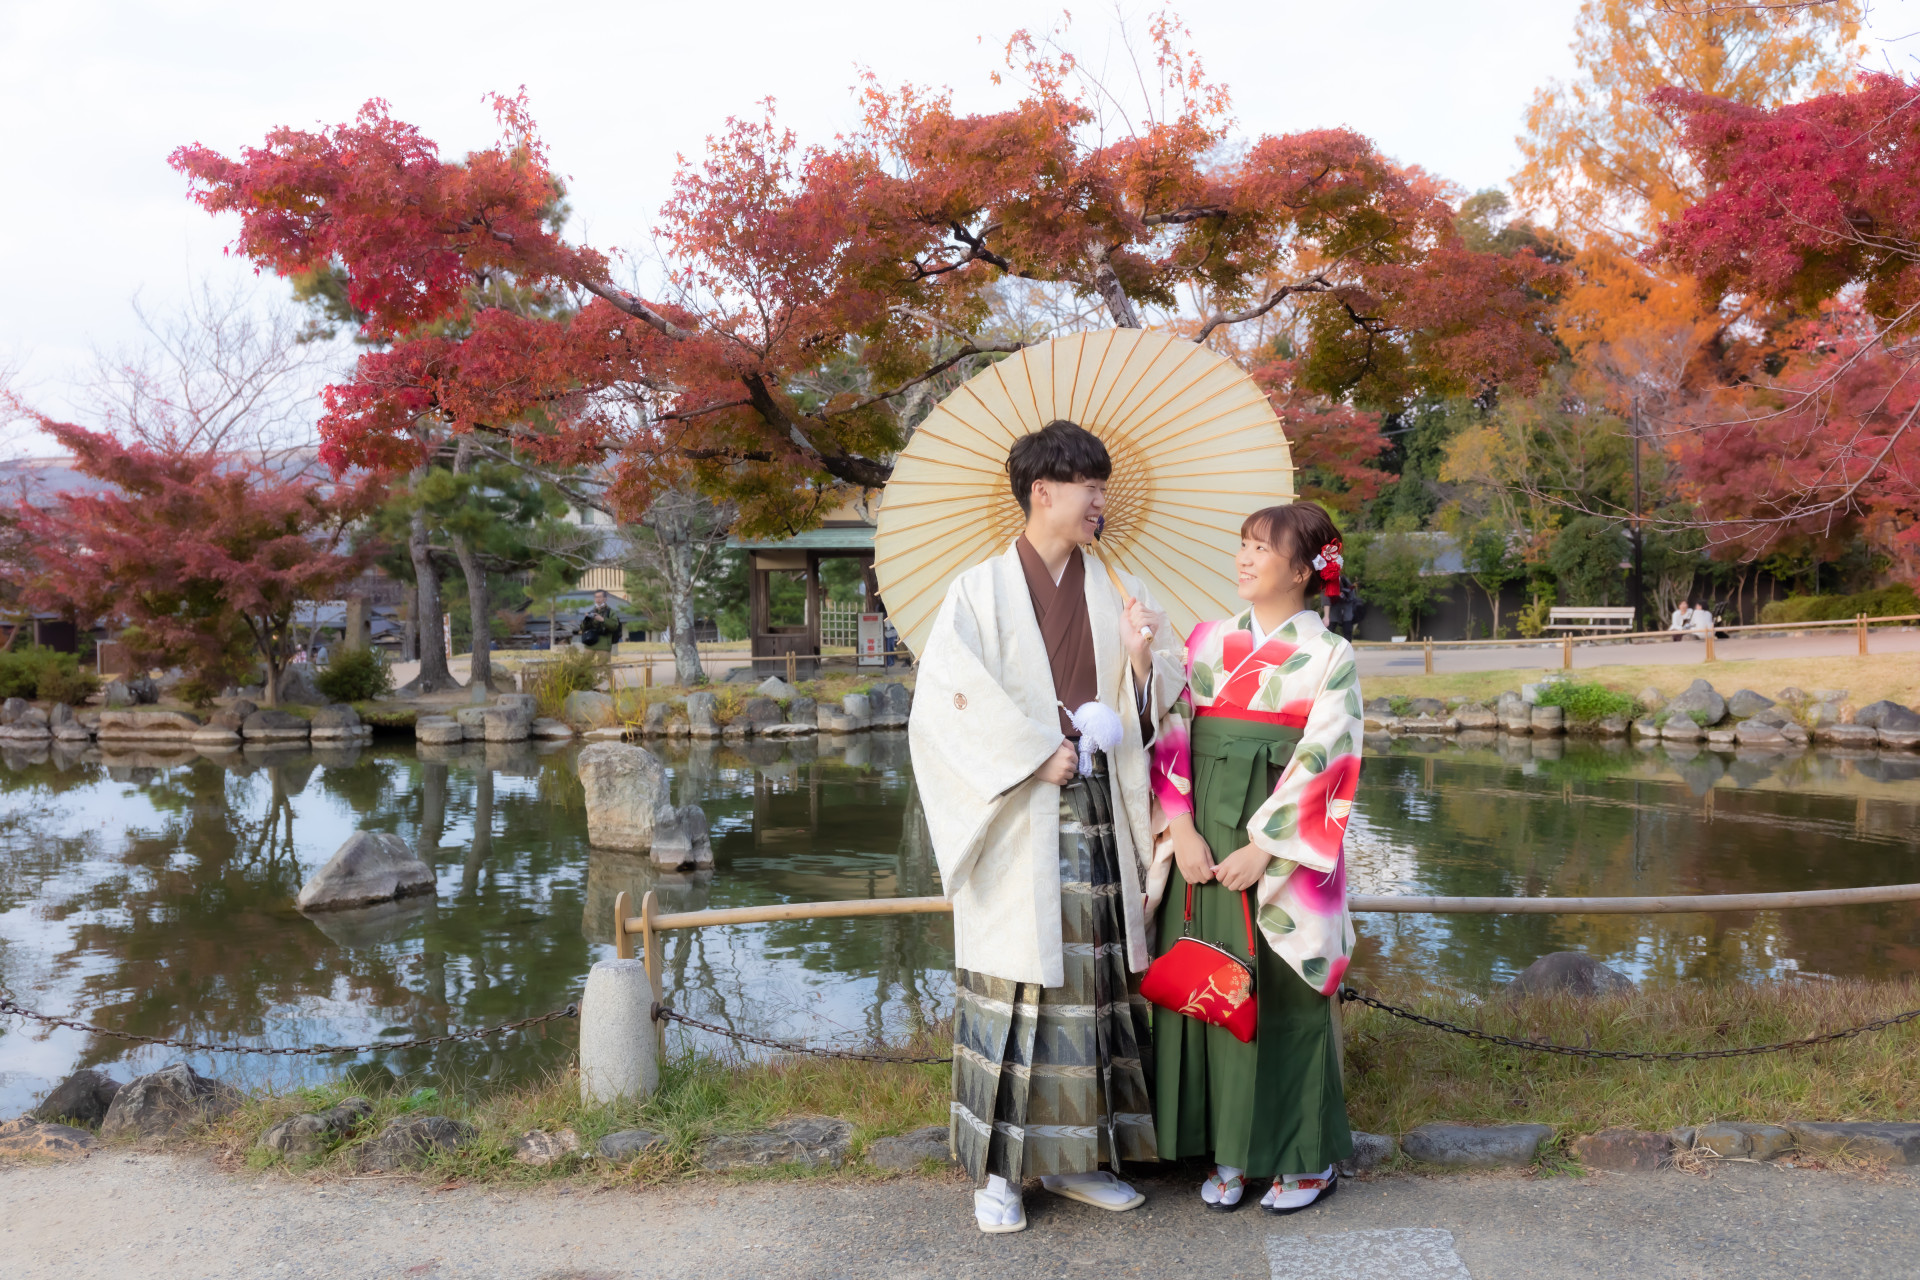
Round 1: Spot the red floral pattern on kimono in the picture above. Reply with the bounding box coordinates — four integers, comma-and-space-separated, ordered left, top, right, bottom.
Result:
1148, 609, 1363, 996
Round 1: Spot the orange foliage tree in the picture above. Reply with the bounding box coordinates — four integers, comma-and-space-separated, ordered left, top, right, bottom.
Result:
170, 20, 1560, 531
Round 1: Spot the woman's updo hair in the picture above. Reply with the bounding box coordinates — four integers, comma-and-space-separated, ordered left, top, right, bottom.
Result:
1240, 502, 1341, 574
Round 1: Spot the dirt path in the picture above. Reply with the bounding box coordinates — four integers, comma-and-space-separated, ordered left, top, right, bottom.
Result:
5, 1152, 1916, 1279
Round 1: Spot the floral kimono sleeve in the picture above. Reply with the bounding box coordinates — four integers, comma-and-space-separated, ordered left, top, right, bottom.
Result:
1149, 692, 1196, 820
1244, 642, 1362, 873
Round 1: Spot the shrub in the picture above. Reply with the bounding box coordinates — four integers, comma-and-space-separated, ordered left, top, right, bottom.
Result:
316, 647, 394, 702
36, 662, 101, 706
1514, 596, 1552, 639
1532, 681, 1638, 723
0, 647, 90, 701
1758, 582, 1920, 624
526, 647, 608, 718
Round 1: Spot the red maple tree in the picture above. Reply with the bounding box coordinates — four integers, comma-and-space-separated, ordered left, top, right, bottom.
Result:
169, 23, 1561, 530
10, 416, 382, 705
1649, 73, 1920, 560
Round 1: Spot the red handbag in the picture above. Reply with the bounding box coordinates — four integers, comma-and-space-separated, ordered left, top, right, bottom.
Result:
1140, 884, 1260, 1043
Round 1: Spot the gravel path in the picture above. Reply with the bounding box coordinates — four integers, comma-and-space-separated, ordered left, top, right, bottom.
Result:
1354, 627, 1920, 680
4, 1153, 1916, 1279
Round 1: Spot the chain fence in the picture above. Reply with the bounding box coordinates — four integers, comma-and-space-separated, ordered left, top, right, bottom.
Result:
0, 992, 577, 1058
8, 984, 1919, 1069
649, 987, 1920, 1066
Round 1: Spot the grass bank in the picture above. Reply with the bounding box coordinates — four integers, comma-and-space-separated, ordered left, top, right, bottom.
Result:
162, 977, 1920, 1184
1366, 651, 1920, 712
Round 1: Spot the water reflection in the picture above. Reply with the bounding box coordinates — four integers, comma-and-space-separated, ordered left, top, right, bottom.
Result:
1347, 737, 1920, 991
3, 731, 1919, 1115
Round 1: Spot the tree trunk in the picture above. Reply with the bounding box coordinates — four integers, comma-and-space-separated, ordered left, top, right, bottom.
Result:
668, 540, 703, 685
452, 532, 491, 695
409, 501, 455, 691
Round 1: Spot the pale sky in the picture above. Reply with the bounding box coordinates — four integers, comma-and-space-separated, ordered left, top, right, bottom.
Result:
4, 0, 1915, 453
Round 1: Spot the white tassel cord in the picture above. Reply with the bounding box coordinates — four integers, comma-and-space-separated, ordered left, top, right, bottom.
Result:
1065, 700, 1125, 777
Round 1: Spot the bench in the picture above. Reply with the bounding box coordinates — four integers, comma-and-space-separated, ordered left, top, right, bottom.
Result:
1543, 607, 1636, 634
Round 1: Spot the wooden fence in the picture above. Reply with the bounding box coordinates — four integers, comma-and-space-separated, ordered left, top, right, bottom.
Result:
1356, 612, 1920, 674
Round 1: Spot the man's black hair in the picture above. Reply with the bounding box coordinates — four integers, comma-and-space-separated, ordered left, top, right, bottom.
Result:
1007, 419, 1112, 516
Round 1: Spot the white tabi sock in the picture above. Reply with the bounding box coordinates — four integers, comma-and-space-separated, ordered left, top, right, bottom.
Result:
975, 1174, 1022, 1229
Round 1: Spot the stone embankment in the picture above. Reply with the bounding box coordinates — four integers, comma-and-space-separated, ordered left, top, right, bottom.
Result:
550, 676, 912, 744
0, 696, 372, 752
1364, 677, 1920, 751
15, 1055, 1920, 1179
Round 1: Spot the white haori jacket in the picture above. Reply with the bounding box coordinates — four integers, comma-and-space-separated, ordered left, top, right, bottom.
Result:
909, 541, 1186, 987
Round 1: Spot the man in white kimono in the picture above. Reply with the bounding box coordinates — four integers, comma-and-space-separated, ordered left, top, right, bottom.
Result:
909, 419, 1186, 1234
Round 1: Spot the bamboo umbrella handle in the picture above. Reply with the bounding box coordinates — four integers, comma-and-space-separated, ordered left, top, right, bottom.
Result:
1087, 543, 1153, 638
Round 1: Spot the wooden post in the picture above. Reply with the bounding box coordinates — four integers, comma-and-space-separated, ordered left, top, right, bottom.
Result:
640, 890, 665, 1053
1562, 635, 1573, 670
613, 890, 633, 960
1704, 628, 1716, 662
1423, 637, 1433, 674
787, 650, 797, 685
1859, 612, 1869, 656
644, 663, 654, 689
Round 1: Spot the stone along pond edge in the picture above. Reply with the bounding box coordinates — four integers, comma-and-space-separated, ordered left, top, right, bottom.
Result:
9, 1057, 1920, 1181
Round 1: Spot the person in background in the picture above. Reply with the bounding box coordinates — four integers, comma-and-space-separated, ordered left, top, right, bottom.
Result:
1669, 600, 1694, 642
1688, 601, 1714, 642
1326, 573, 1362, 642
579, 590, 623, 651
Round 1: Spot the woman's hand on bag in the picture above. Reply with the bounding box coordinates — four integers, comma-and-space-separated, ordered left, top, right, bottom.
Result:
1214, 842, 1271, 892
1168, 814, 1215, 884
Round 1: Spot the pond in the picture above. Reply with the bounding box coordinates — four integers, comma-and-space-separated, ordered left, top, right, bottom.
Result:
2, 730, 1918, 1115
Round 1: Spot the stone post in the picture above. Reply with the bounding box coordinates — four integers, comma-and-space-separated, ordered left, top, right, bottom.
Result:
579, 959, 658, 1104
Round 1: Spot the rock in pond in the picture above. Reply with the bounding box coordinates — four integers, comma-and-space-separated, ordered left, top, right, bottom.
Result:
1506, 951, 1634, 998
868, 681, 912, 727
1856, 700, 1920, 733
1726, 689, 1775, 719
1666, 678, 1727, 727
698, 1117, 853, 1171
274, 664, 329, 706
100, 1062, 242, 1139
562, 689, 617, 728
414, 716, 463, 745
258, 1096, 373, 1157
595, 1129, 663, 1161
530, 717, 575, 740
309, 704, 369, 741
756, 676, 800, 701
296, 831, 436, 912
96, 710, 202, 742
650, 803, 713, 870
356, 1115, 476, 1172
1455, 705, 1498, 731
1402, 1123, 1554, 1168
1571, 1128, 1670, 1172
576, 743, 668, 851
686, 691, 720, 737
243, 708, 311, 742
31, 1068, 122, 1128
0, 1117, 97, 1159
515, 1128, 582, 1167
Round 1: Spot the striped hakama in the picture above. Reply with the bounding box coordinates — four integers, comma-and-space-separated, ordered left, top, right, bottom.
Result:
949, 753, 1157, 1183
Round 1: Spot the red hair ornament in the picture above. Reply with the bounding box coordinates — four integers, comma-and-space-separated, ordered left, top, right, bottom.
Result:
1311, 541, 1343, 597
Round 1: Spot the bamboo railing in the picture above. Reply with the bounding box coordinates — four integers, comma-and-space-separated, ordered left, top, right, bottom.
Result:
1353, 613, 1920, 672
611, 883, 1920, 1032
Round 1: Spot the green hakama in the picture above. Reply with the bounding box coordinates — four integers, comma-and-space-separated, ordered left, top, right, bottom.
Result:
1151, 714, 1352, 1177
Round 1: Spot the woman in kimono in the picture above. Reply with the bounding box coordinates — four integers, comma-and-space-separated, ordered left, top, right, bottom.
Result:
1147, 501, 1360, 1214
